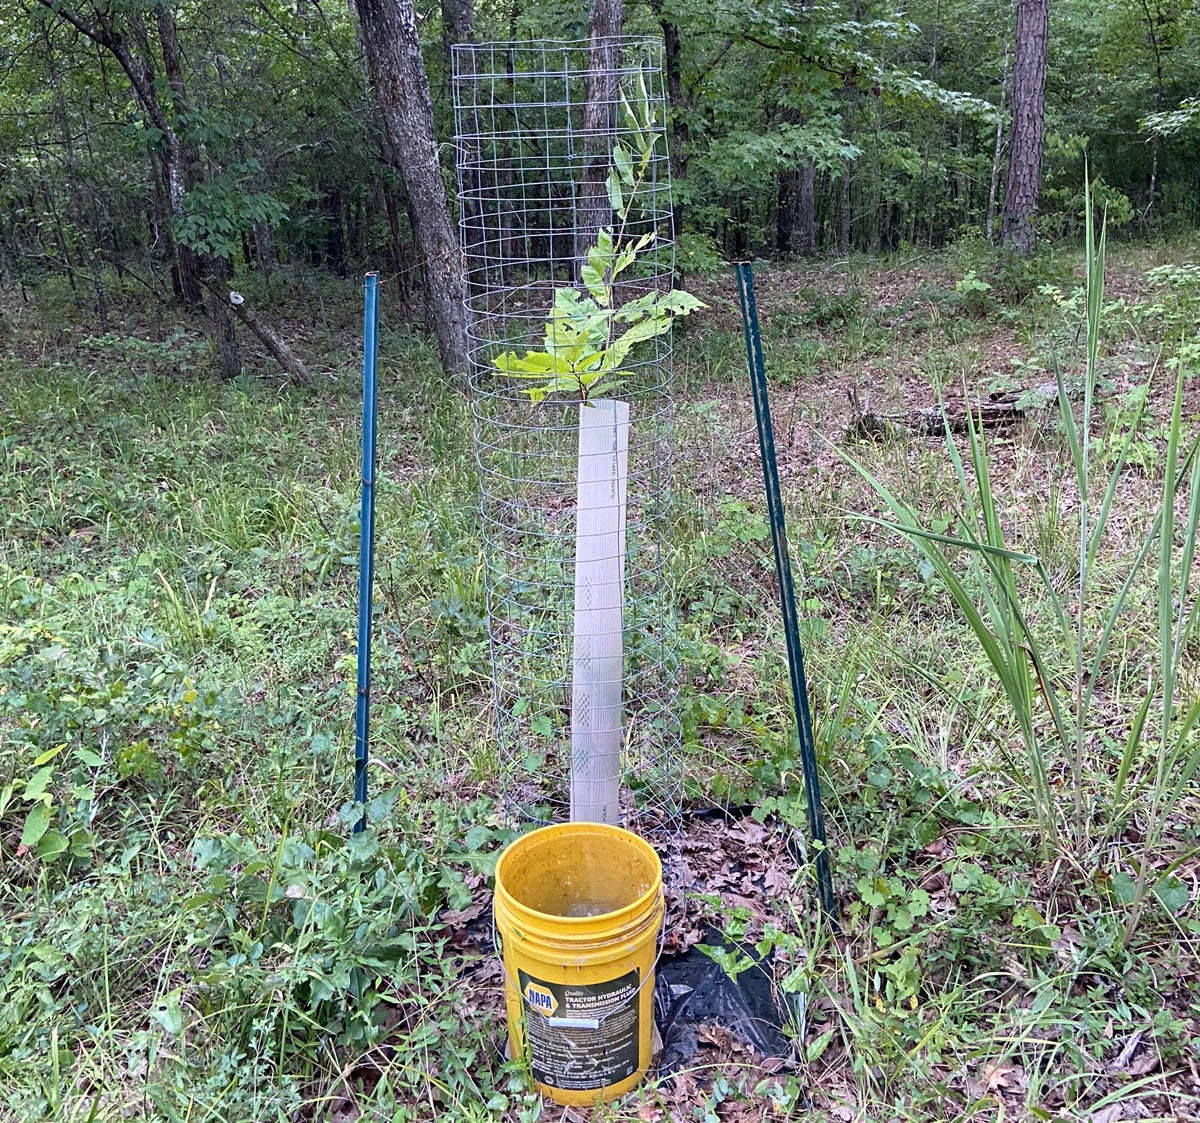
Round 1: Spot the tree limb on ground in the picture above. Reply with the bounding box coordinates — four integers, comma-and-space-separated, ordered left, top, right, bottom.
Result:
197, 274, 312, 386
846, 380, 1075, 440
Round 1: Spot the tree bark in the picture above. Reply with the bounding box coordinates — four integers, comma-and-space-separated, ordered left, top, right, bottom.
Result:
777, 98, 815, 256
1001, 0, 1049, 256
1139, 0, 1164, 220
355, 0, 470, 381
129, 10, 203, 306
796, 157, 815, 256
442, 0, 481, 276
576, 0, 624, 272
648, 0, 687, 240
43, 26, 108, 325
839, 81, 856, 254
777, 168, 796, 253
440, 0, 475, 75
148, 148, 185, 302
791, 0, 816, 255
953, 110, 967, 231
154, 5, 204, 192
323, 188, 349, 275
212, 281, 243, 380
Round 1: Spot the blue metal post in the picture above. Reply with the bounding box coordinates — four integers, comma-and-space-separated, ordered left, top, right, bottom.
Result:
734, 261, 837, 923
354, 272, 380, 833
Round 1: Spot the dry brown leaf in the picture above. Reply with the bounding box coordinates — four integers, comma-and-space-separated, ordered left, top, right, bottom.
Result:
698, 1024, 740, 1050
919, 868, 948, 892
763, 864, 792, 894
440, 899, 487, 926
1053, 926, 1082, 961
1124, 1049, 1160, 1077
976, 1061, 1026, 1093
727, 820, 768, 846
670, 1071, 699, 1103
469, 958, 503, 984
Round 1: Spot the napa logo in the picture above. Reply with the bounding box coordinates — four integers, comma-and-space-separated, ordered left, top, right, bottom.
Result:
523, 981, 558, 1017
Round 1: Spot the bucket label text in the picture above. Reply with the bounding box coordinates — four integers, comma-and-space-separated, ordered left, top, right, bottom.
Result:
516, 967, 641, 1092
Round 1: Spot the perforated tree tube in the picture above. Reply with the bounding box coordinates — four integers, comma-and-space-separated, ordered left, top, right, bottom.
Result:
569, 400, 629, 825
734, 261, 836, 922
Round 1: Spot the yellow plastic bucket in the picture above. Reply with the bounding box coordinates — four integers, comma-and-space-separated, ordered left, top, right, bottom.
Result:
493, 822, 664, 1105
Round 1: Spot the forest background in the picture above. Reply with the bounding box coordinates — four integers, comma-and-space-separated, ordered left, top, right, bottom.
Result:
3, 0, 1199, 345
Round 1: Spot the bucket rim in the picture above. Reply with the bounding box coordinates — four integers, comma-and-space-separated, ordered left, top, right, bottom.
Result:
494, 821, 662, 935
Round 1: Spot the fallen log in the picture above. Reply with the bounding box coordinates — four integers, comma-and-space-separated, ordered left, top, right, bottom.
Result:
846, 380, 1069, 440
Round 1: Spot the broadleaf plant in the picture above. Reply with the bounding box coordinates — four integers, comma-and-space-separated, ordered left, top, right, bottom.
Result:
492, 83, 704, 402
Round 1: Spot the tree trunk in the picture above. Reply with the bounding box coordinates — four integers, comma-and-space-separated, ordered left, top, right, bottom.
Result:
839, 85, 855, 254
791, 0, 816, 256
648, 0, 687, 240
211, 281, 243, 380
912, 135, 931, 245
869, 20, 886, 253
155, 5, 204, 192
323, 189, 349, 275
253, 219, 277, 275
36, 161, 76, 290
36, 0, 204, 306
382, 178, 415, 318
43, 27, 108, 324
148, 149, 185, 302
796, 157, 815, 256
986, 8, 1014, 245
156, 4, 241, 369
443, 0, 481, 277
777, 168, 796, 252
953, 110, 967, 231
576, 0, 624, 272
1001, 0, 1049, 256
1148, 137, 1159, 220
355, 0, 469, 381
131, 11, 203, 307
1139, 0, 1164, 220
440, 0, 475, 76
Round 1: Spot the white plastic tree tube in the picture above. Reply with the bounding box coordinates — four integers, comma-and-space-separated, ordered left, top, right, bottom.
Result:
570, 399, 629, 824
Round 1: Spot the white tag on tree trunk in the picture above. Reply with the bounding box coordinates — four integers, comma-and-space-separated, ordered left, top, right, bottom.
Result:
570, 398, 629, 825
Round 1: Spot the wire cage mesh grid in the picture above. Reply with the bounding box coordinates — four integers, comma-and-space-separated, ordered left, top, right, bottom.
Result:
452, 38, 682, 845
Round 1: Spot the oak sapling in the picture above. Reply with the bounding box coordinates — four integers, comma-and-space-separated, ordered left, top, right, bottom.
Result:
491, 83, 704, 403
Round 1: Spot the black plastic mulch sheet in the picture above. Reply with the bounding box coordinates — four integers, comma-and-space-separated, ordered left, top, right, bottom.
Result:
653, 928, 801, 1076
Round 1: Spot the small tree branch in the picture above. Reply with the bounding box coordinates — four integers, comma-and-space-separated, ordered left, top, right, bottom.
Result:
197, 273, 312, 386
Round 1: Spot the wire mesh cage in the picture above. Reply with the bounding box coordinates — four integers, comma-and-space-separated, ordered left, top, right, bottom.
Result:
452, 38, 681, 844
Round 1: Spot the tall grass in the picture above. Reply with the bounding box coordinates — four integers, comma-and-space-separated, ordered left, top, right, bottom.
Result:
842, 183, 1200, 936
